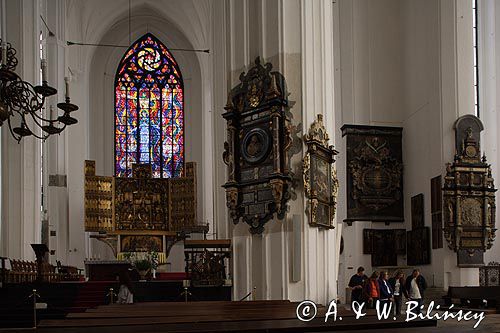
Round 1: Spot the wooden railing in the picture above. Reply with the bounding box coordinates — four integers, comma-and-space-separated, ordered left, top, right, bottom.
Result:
0, 259, 82, 284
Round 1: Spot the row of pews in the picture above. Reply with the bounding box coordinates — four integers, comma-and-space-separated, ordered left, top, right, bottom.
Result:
1, 258, 83, 285
443, 286, 500, 312
36, 300, 437, 333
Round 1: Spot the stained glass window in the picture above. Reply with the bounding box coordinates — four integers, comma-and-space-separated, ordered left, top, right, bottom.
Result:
115, 33, 184, 178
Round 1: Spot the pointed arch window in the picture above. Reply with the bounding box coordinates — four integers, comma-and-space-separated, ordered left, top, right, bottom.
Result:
115, 33, 184, 178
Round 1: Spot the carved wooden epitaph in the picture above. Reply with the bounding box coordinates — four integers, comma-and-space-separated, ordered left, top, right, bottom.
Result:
341, 125, 404, 223
411, 194, 424, 229
431, 175, 444, 249
303, 114, 339, 228
222, 57, 294, 234
443, 115, 497, 267
363, 229, 406, 265
407, 227, 431, 266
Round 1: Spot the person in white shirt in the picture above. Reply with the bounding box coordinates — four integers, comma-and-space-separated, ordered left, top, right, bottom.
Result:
389, 271, 407, 316
405, 269, 427, 314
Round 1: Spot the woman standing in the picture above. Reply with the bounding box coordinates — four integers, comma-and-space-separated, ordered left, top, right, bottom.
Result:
389, 270, 407, 315
363, 271, 380, 309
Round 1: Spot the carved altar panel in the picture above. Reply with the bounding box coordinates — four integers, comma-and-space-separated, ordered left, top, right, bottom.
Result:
169, 162, 197, 231
222, 57, 295, 234
120, 235, 163, 252
114, 171, 170, 232
442, 115, 497, 267
84, 160, 198, 234
303, 114, 339, 229
84, 160, 114, 232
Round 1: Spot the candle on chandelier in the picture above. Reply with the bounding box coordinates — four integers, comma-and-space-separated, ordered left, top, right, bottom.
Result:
49, 105, 54, 120
64, 76, 70, 99
41, 59, 47, 82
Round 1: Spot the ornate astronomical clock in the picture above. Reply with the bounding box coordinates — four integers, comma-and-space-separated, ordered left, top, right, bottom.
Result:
303, 114, 339, 228
222, 57, 294, 234
443, 115, 497, 267
341, 125, 404, 224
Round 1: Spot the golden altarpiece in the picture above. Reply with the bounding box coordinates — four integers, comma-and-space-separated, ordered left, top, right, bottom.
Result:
84, 160, 206, 263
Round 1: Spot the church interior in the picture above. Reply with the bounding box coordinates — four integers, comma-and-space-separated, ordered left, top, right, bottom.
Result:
1, 0, 500, 332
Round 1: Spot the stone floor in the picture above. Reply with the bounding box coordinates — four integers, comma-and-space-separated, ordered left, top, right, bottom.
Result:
317, 313, 500, 332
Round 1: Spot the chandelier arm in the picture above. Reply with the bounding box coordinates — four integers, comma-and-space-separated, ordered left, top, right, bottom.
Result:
27, 108, 47, 127
27, 108, 56, 130
6, 116, 22, 143
5, 79, 45, 115
27, 109, 68, 136
30, 106, 67, 124
22, 114, 50, 141
29, 105, 59, 124
1, 41, 78, 141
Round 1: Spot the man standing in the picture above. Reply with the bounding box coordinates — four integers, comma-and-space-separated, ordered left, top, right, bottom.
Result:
348, 266, 368, 305
405, 269, 427, 313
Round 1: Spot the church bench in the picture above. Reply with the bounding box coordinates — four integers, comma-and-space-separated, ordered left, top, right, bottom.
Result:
443, 286, 500, 310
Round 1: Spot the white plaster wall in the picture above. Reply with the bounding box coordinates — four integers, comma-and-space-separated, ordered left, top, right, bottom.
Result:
62, 0, 211, 264
338, 0, 482, 298
337, 0, 405, 302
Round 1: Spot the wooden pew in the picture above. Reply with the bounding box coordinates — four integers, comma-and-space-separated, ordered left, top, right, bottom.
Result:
443, 286, 500, 311
4, 258, 64, 284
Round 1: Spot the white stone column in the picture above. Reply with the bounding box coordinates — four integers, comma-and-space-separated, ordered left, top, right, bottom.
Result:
219, 0, 340, 304
440, 0, 479, 287
43, 0, 71, 265
480, 0, 500, 266
1, 0, 42, 260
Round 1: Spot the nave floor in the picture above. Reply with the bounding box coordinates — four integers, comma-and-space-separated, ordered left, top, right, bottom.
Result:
0, 300, 443, 333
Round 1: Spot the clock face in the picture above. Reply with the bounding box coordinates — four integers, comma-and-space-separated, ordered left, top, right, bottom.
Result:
465, 145, 477, 158
241, 128, 271, 164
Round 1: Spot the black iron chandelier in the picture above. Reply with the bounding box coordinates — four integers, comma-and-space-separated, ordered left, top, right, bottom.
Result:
0, 39, 78, 142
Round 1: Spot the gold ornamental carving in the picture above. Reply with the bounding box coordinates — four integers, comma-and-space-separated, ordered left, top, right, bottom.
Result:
443, 115, 497, 267
222, 57, 296, 234
84, 160, 200, 234
303, 114, 339, 229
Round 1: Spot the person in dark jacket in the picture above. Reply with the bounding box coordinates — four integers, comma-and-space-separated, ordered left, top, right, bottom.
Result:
389, 271, 407, 315
378, 271, 393, 307
405, 269, 427, 314
348, 266, 368, 304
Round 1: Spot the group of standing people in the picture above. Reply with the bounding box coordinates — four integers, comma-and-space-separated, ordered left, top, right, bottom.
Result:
348, 266, 427, 315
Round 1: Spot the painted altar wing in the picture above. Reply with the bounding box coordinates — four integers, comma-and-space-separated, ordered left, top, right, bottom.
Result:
114, 33, 184, 178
